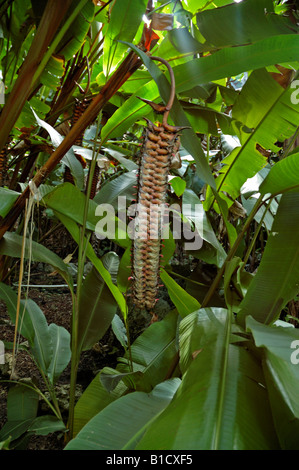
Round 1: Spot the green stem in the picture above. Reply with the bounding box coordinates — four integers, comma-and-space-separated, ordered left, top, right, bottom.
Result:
67, 115, 102, 441
201, 194, 264, 308
241, 197, 272, 269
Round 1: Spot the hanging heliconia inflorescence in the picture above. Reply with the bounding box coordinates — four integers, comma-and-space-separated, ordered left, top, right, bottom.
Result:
130, 56, 188, 311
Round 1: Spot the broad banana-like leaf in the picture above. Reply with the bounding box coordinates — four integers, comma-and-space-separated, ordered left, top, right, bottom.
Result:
54, 0, 94, 61
0, 385, 38, 442
52, 211, 127, 317
103, 0, 148, 76
207, 68, 299, 204
160, 270, 201, 318
65, 379, 181, 450
72, 372, 127, 437
0, 282, 71, 383
0, 282, 53, 373
0, 188, 20, 218
247, 316, 299, 450
117, 309, 180, 391
93, 171, 137, 208
42, 182, 129, 248
27, 416, 66, 436
196, 0, 295, 48
77, 252, 119, 353
0, 0, 74, 152
0, 231, 73, 288
32, 109, 84, 189
136, 308, 280, 450
173, 35, 299, 95
0, 282, 35, 343
259, 151, 299, 196
237, 191, 299, 327
47, 323, 71, 385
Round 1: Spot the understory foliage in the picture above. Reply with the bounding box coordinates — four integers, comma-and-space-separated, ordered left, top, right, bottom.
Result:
0, 0, 299, 450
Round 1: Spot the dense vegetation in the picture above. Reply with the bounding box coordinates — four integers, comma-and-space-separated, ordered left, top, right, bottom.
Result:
0, 0, 299, 450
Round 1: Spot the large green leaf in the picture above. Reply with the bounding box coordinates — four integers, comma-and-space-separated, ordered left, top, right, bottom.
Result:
103, 0, 147, 76
117, 309, 180, 391
136, 309, 279, 450
259, 152, 299, 196
246, 317, 299, 450
0, 188, 20, 218
47, 323, 71, 385
173, 35, 299, 95
54, 0, 95, 61
160, 270, 201, 318
0, 283, 35, 344
0, 283, 70, 382
0, 231, 73, 288
77, 252, 119, 353
53, 211, 127, 317
0, 384, 38, 442
101, 79, 159, 143
65, 379, 181, 450
72, 372, 127, 437
27, 415, 66, 436
196, 0, 295, 48
24, 299, 53, 373
93, 171, 137, 208
209, 68, 299, 203
42, 182, 129, 248
32, 109, 84, 189
237, 191, 299, 327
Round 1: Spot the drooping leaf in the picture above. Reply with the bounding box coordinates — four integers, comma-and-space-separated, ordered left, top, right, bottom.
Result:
259, 152, 299, 196
77, 252, 119, 353
246, 316, 299, 450
0, 384, 39, 442
93, 170, 137, 208
0, 188, 20, 218
65, 379, 181, 450
136, 309, 279, 450
118, 43, 215, 188
237, 191, 299, 327
25, 299, 53, 373
0, 231, 73, 288
72, 372, 127, 437
196, 0, 295, 48
31, 109, 84, 189
117, 309, 180, 391
103, 0, 147, 76
27, 416, 66, 436
182, 189, 226, 267
52, 211, 127, 317
173, 35, 299, 95
210, 68, 299, 202
111, 314, 128, 349
47, 323, 71, 384
0, 282, 35, 344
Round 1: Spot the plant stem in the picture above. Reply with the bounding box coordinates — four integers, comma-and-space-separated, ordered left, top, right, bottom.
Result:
67, 115, 102, 441
201, 194, 264, 308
